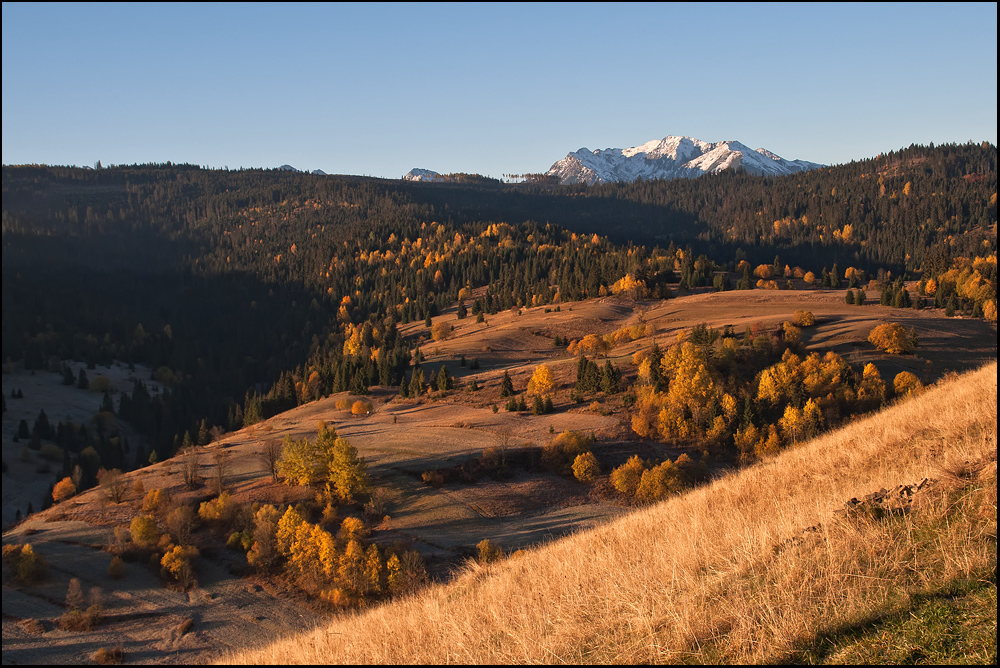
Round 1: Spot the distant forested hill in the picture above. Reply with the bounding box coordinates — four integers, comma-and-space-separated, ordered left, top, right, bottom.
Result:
2, 141, 995, 478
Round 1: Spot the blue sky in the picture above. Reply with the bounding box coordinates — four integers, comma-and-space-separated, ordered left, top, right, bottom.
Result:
2, 2, 996, 178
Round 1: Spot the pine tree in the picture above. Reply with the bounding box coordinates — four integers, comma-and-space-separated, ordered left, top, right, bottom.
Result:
600, 360, 620, 394
436, 365, 451, 392
409, 368, 425, 396
945, 293, 957, 317
500, 371, 514, 397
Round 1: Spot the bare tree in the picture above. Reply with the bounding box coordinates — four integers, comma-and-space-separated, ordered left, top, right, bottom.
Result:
212, 449, 232, 495
98, 468, 128, 504
181, 447, 201, 489
166, 504, 197, 545
496, 428, 514, 470
258, 439, 282, 483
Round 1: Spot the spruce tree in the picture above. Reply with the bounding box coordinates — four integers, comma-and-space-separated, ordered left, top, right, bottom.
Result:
500, 371, 514, 397
436, 365, 451, 392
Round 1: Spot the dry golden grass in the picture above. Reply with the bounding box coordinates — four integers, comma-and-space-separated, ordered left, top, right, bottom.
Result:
229, 363, 997, 665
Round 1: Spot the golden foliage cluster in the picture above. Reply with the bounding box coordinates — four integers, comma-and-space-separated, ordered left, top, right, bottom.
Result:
868, 322, 918, 354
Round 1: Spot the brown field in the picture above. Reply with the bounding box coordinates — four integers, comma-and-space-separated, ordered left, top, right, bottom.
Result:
409, 288, 996, 403
2, 288, 996, 664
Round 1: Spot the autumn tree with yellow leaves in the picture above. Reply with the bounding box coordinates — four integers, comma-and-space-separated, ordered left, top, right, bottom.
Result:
526, 363, 554, 396
277, 422, 369, 502
868, 323, 918, 354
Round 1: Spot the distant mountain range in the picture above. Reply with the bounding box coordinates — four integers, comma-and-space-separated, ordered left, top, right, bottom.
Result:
404, 135, 824, 185
278, 164, 327, 175
402, 167, 445, 182
545, 136, 824, 184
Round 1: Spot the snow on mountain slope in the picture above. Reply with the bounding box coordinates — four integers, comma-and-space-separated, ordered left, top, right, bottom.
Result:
546, 136, 823, 184
403, 168, 444, 182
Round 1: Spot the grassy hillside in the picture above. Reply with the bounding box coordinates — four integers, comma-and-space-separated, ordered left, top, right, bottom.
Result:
231, 362, 997, 664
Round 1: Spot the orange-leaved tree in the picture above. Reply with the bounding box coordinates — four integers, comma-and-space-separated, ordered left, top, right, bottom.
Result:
868, 323, 918, 354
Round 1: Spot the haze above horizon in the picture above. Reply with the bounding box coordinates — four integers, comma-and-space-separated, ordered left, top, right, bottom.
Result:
2, 2, 996, 178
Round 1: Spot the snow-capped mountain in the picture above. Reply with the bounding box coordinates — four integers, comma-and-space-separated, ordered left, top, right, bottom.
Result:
546, 136, 823, 185
403, 168, 444, 182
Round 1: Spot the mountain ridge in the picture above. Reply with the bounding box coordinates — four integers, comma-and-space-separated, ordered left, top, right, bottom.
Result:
546, 135, 825, 184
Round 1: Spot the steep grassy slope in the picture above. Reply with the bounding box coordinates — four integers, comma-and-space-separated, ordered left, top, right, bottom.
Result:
231, 363, 997, 664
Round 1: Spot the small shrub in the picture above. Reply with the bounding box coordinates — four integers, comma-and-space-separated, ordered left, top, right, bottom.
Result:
161, 544, 199, 589
166, 504, 198, 544
129, 515, 159, 548
39, 443, 63, 463
141, 488, 169, 513
476, 539, 504, 564
611, 455, 647, 496
868, 322, 918, 354
793, 310, 816, 327
52, 477, 77, 503
782, 321, 802, 346
893, 371, 924, 397
227, 529, 253, 551
542, 431, 595, 475
431, 321, 453, 341
351, 399, 373, 415
59, 605, 102, 631
92, 647, 123, 665
572, 452, 600, 483
198, 491, 237, 524
108, 555, 127, 580
421, 470, 445, 487
9, 544, 48, 584
634, 460, 686, 503
18, 618, 45, 635
66, 576, 86, 610
364, 486, 400, 519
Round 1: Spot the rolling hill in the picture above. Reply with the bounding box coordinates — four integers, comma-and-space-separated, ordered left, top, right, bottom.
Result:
230, 361, 997, 664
